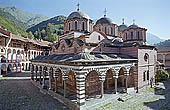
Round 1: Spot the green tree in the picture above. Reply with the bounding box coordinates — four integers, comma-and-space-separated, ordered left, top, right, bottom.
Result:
28, 31, 34, 39
156, 69, 169, 82
37, 28, 42, 40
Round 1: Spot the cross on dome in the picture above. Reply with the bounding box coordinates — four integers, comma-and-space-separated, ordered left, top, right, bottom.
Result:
122, 18, 125, 24
104, 8, 107, 17
77, 3, 80, 11
133, 19, 135, 25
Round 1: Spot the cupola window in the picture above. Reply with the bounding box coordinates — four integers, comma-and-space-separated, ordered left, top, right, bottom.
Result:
68, 23, 71, 31
82, 22, 85, 31
75, 21, 78, 30
137, 31, 140, 40
131, 32, 133, 39
111, 27, 113, 35
104, 27, 107, 34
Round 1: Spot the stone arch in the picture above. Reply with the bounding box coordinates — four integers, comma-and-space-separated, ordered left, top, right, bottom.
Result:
1, 55, 6, 63
85, 70, 101, 98
13, 49, 16, 54
7, 48, 12, 62
7, 64, 12, 72
104, 69, 115, 90
56, 68, 63, 88
118, 67, 127, 87
22, 63, 25, 70
18, 63, 21, 72
66, 70, 76, 93
128, 66, 135, 87
1, 64, 7, 75
13, 64, 17, 72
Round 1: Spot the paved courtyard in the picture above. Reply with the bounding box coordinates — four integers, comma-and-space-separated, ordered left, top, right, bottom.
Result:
96, 79, 170, 110
0, 72, 69, 110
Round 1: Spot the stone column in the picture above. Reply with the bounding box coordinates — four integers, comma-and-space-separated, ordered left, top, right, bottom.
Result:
63, 79, 66, 98
100, 81, 104, 98
40, 67, 43, 85
114, 78, 117, 94
53, 69, 58, 92
42, 69, 46, 89
48, 71, 52, 90
76, 72, 86, 108
35, 70, 38, 82
125, 76, 128, 93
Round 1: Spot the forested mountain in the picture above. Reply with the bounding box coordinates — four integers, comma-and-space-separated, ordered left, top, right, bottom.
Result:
0, 16, 29, 37
155, 39, 170, 47
0, 6, 48, 29
0, 8, 27, 29
27, 16, 66, 34
27, 16, 66, 42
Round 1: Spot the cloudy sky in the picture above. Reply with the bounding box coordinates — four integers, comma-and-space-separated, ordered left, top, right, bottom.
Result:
0, 0, 170, 40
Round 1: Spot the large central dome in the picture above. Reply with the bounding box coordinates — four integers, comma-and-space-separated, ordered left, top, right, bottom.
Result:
68, 11, 90, 19
96, 17, 114, 25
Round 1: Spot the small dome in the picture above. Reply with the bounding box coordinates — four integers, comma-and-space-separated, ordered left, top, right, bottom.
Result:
68, 11, 90, 19
128, 24, 138, 29
96, 17, 114, 25
119, 24, 128, 31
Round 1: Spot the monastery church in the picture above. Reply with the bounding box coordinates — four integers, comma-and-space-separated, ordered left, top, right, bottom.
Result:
31, 4, 157, 109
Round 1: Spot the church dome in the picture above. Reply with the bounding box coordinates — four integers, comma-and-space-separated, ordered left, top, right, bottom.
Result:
68, 11, 90, 19
128, 24, 138, 29
96, 17, 114, 25
119, 24, 128, 31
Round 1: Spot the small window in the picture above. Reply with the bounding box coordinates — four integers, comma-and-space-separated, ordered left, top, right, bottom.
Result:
82, 22, 85, 31
111, 27, 113, 35
147, 70, 149, 80
68, 23, 71, 31
104, 27, 107, 34
75, 21, 78, 30
131, 32, 133, 39
144, 53, 149, 62
137, 31, 140, 39
143, 71, 146, 81
126, 33, 128, 40
98, 35, 101, 41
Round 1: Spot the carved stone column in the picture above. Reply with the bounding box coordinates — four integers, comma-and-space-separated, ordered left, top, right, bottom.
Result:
48, 70, 52, 90
53, 68, 58, 92
114, 77, 118, 94
76, 71, 86, 107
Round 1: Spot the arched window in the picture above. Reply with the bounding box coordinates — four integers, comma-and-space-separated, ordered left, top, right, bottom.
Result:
126, 33, 128, 40
144, 53, 149, 62
137, 31, 140, 40
143, 71, 146, 81
75, 21, 78, 30
104, 27, 107, 34
68, 23, 71, 31
82, 22, 85, 31
98, 35, 101, 41
131, 32, 133, 39
147, 70, 149, 80
111, 27, 113, 35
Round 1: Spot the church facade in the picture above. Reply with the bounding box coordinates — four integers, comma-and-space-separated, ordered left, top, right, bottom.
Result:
31, 6, 157, 109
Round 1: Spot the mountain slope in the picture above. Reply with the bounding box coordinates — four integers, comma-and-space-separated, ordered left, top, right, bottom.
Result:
0, 16, 28, 37
0, 8, 27, 29
27, 16, 66, 34
155, 39, 170, 47
146, 33, 165, 45
0, 6, 48, 29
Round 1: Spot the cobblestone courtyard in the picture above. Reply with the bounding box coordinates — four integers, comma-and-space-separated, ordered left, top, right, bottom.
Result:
97, 79, 170, 110
1, 72, 170, 110
0, 72, 69, 110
